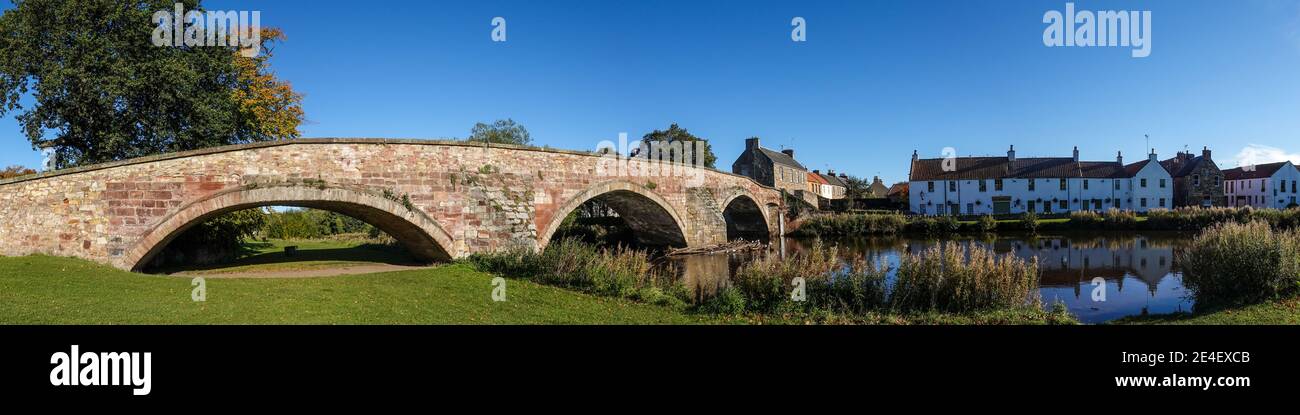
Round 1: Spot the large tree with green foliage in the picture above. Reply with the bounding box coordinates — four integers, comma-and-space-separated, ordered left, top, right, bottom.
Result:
0, 0, 303, 169
467, 118, 531, 146
639, 123, 717, 168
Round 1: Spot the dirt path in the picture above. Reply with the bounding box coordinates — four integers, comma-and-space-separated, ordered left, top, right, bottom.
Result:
170, 263, 435, 279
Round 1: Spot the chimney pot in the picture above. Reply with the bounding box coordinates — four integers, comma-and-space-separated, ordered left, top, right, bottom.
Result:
744, 137, 759, 149
1202, 146, 1212, 160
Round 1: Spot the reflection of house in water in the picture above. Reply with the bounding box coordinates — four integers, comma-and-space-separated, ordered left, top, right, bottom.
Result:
906, 235, 1178, 298
1006, 236, 1175, 297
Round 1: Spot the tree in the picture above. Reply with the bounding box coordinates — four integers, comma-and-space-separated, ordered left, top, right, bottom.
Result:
231, 27, 305, 142
639, 123, 717, 168
0, 0, 303, 169
841, 175, 871, 199
0, 165, 35, 179
468, 119, 531, 146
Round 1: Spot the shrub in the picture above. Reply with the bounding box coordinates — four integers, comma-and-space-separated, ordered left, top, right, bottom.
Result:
1020, 211, 1040, 233
890, 242, 1041, 313
976, 214, 997, 233
1179, 221, 1300, 308
699, 286, 747, 315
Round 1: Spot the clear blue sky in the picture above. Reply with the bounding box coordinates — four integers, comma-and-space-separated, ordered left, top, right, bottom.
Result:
3, 0, 1300, 183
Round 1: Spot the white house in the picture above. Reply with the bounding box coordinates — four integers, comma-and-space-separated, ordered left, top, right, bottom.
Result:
1223, 161, 1300, 209
907, 146, 1174, 216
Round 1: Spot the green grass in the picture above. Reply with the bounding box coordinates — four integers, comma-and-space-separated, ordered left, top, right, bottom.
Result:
157, 238, 416, 275
1112, 297, 1300, 325
0, 255, 717, 324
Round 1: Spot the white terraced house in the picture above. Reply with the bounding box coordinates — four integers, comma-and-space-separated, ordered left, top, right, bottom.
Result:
1222, 161, 1300, 209
907, 146, 1174, 216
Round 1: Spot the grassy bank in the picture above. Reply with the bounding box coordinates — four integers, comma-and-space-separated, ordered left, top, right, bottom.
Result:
0, 255, 715, 324
792, 206, 1300, 237
1112, 298, 1300, 325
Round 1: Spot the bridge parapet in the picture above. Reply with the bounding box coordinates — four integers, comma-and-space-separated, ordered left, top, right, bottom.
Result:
0, 139, 782, 270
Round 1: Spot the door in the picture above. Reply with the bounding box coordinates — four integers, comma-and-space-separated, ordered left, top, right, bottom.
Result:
992, 196, 1011, 215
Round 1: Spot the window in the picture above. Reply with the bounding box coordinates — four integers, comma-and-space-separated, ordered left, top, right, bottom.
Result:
994, 179, 1003, 191
1028, 180, 1036, 191
928, 182, 935, 192
949, 181, 956, 192
1059, 200, 1067, 209
1215, 177, 1221, 187
1282, 180, 1288, 193
1293, 181, 1297, 193
1059, 179, 1067, 190
967, 203, 974, 214
1193, 175, 1200, 186
1140, 178, 1147, 188
1159, 179, 1166, 188
1141, 198, 1148, 208
1114, 180, 1120, 190
979, 180, 987, 192
1261, 179, 1266, 192
1028, 200, 1036, 212
1159, 198, 1166, 207
1083, 180, 1089, 190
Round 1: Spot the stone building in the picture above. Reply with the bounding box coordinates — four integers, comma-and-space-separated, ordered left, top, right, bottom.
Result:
1159, 147, 1225, 207
809, 169, 848, 199
731, 137, 808, 196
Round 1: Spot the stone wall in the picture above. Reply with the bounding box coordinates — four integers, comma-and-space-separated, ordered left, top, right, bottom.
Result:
0, 139, 781, 270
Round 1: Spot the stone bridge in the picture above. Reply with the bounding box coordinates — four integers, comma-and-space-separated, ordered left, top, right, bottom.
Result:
0, 139, 783, 271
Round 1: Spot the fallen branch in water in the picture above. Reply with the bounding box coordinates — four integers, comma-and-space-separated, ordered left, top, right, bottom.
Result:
664, 240, 765, 257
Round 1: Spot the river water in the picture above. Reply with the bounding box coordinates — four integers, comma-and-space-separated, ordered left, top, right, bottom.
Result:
665, 232, 1195, 323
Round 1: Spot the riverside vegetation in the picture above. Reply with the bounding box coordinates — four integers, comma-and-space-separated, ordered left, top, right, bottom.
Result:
468, 238, 1075, 324
793, 206, 1300, 237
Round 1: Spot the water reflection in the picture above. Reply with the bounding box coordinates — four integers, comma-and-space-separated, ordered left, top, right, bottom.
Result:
663, 232, 1195, 323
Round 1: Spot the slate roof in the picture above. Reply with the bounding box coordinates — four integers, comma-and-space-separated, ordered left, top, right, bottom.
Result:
909, 157, 1134, 181
1160, 155, 1213, 178
820, 173, 848, 187
1223, 162, 1295, 180
758, 148, 806, 170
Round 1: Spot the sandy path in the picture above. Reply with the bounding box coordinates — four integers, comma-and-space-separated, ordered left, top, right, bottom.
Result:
170, 263, 434, 279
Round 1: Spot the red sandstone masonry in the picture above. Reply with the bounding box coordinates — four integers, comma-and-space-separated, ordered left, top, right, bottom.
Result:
0, 139, 781, 270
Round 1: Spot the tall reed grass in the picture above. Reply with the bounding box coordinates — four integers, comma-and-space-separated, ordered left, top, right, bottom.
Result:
467, 238, 690, 307
1179, 220, 1300, 308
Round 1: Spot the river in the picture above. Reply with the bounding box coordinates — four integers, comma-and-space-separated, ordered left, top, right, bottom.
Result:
665, 232, 1195, 323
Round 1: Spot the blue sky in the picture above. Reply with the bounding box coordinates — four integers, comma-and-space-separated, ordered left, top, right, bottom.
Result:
3, 0, 1300, 183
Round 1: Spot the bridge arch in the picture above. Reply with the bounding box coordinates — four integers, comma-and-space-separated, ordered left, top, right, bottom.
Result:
121, 185, 456, 271
538, 180, 689, 249
720, 191, 771, 242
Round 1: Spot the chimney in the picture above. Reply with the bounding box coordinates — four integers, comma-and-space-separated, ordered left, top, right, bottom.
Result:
1007, 145, 1016, 163
781, 148, 795, 158
827, 169, 835, 176
1073, 146, 1080, 163
912, 150, 919, 163
1117, 151, 1123, 165
1149, 148, 1158, 162
744, 137, 759, 149
1202, 146, 1212, 160
872, 176, 882, 184
812, 169, 820, 174
841, 173, 849, 179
